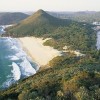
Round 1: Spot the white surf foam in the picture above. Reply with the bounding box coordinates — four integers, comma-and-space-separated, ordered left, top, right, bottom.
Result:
20, 57, 36, 77
16, 51, 27, 58
11, 62, 21, 81
2, 62, 21, 89
9, 56, 19, 60
11, 45, 19, 50
0, 37, 38, 89
2, 79, 14, 88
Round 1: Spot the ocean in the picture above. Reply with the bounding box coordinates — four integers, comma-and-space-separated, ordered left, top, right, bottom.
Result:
0, 26, 5, 35
0, 27, 39, 89
96, 31, 100, 49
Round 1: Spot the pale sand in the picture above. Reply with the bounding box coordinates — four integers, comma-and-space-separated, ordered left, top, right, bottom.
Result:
19, 37, 62, 66
63, 45, 85, 56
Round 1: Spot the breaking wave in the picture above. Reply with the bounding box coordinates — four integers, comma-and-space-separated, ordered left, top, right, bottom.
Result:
0, 37, 39, 89
20, 58, 36, 77
11, 62, 21, 81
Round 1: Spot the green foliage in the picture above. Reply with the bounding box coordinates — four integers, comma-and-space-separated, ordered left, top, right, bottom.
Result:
0, 52, 100, 100
5, 10, 71, 37
44, 24, 96, 51
0, 10, 99, 100
50, 11, 100, 23
5, 10, 96, 52
0, 12, 29, 25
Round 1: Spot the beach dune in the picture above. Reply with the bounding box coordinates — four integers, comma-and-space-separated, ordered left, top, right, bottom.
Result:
19, 37, 61, 66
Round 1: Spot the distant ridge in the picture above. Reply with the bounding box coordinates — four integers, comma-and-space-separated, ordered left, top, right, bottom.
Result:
0, 12, 29, 25
49, 11, 100, 23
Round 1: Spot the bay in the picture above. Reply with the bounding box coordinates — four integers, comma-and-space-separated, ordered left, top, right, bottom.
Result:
0, 27, 39, 89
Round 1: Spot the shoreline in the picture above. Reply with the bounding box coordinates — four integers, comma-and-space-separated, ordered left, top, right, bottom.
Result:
18, 37, 62, 67
18, 38, 41, 69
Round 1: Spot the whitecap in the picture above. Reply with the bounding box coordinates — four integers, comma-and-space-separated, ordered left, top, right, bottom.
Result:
0, 37, 38, 89
6, 75, 12, 78
8, 56, 19, 60
11, 45, 19, 50
20, 57, 36, 77
11, 62, 21, 81
16, 50, 27, 59
2, 79, 13, 88
11, 56, 19, 60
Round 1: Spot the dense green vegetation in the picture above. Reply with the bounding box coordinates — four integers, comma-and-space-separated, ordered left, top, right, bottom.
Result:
49, 11, 100, 23
43, 24, 96, 52
5, 10, 96, 52
0, 51, 100, 100
0, 10, 99, 100
0, 12, 29, 25
5, 10, 72, 36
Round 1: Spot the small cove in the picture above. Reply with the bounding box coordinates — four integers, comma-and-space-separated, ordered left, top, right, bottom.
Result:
0, 27, 39, 89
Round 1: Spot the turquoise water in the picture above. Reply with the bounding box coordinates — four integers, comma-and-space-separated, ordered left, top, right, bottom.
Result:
0, 26, 4, 34
0, 28, 39, 89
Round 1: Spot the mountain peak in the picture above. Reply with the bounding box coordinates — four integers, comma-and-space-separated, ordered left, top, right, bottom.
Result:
37, 9, 45, 13
35, 9, 46, 15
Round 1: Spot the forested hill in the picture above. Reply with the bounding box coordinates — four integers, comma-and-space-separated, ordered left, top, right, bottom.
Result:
0, 10, 100, 100
0, 12, 29, 25
49, 11, 100, 23
5, 9, 96, 51
5, 9, 73, 36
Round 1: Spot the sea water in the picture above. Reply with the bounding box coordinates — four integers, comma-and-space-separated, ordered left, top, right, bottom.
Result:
96, 31, 100, 50
0, 26, 5, 34
0, 28, 39, 89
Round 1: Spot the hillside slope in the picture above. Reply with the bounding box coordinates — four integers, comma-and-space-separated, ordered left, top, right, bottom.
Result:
5, 9, 96, 51
0, 10, 99, 100
49, 11, 100, 23
6, 9, 72, 36
0, 53, 100, 100
0, 12, 29, 25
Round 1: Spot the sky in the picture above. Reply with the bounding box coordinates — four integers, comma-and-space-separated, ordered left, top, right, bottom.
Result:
0, 0, 100, 12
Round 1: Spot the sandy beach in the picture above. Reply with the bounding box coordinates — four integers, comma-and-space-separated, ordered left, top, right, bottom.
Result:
19, 37, 62, 66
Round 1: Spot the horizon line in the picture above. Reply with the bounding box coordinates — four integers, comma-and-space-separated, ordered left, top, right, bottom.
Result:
0, 10, 100, 13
